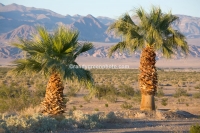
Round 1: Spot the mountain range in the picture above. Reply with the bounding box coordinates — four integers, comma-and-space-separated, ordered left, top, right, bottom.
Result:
0, 3, 200, 66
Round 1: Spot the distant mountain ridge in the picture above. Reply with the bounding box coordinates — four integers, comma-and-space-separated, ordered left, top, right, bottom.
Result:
68, 15, 109, 42
1, 44, 200, 60
1, 3, 200, 44
0, 3, 200, 61
0, 25, 36, 41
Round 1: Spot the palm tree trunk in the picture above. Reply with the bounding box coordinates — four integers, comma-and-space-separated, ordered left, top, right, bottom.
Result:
139, 46, 157, 111
41, 72, 65, 115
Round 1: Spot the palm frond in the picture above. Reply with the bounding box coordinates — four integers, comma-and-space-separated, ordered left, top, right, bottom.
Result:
161, 41, 174, 58
11, 25, 93, 83
149, 6, 162, 27
135, 7, 150, 29
108, 13, 138, 37
11, 59, 42, 75
53, 26, 79, 54
36, 26, 52, 46
74, 42, 93, 58
159, 14, 179, 31
108, 41, 127, 57
63, 64, 93, 84
167, 28, 189, 56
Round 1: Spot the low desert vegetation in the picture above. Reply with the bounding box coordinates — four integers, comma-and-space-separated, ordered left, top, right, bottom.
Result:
0, 67, 200, 112
161, 98, 168, 106
0, 67, 200, 132
190, 123, 200, 133
0, 110, 124, 132
173, 88, 190, 98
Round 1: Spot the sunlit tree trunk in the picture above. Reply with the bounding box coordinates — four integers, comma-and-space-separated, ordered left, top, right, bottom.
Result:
139, 46, 157, 111
41, 72, 65, 115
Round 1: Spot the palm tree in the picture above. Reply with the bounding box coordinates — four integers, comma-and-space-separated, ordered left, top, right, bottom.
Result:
108, 6, 189, 111
11, 26, 94, 115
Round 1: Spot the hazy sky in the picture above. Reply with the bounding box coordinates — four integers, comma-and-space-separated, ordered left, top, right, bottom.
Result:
0, 0, 199, 18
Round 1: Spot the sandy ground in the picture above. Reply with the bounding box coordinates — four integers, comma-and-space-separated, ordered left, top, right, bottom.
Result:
62, 87, 200, 133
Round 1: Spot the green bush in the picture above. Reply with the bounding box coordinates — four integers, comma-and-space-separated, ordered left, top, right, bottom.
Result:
105, 104, 108, 107
0, 114, 58, 133
119, 85, 135, 99
34, 84, 46, 97
194, 84, 200, 90
104, 95, 118, 103
95, 85, 118, 99
77, 113, 103, 129
58, 118, 76, 129
120, 102, 132, 109
72, 106, 76, 111
161, 98, 168, 106
66, 86, 79, 97
95, 85, 118, 102
104, 112, 121, 123
94, 108, 99, 111
193, 92, 200, 98
190, 123, 200, 133
0, 84, 44, 113
173, 88, 189, 98
156, 87, 164, 97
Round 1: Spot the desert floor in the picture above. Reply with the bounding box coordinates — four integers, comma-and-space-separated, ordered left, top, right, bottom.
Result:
63, 87, 200, 133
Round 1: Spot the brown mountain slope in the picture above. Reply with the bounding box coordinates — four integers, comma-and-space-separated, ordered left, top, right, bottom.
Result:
0, 25, 36, 45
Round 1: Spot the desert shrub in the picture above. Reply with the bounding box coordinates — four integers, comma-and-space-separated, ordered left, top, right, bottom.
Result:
133, 90, 141, 97
194, 84, 200, 90
0, 84, 44, 113
0, 114, 58, 133
131, 90, 141, 103
30, 114, 58, 132
120, 102, 133, 109
72, 106, 76, 111
94, 108, 99, 111
193, 91, 200, 98
104, 95, 118, 103
173, 88, 189, 98
95, 85, 118, 102
161, 98, 168, 106
83, 95, 91, 103
104, 112, 118, 122
73, 111, 103, 129
190, 123, 200, 133
119, 85, 135, 99
104, 111, 125, 123
105, 104, 108, 107
156, 87, 164, 97
34, 84, 46, 97
58, 118, 76, 129
66, 86, 79, 97
0, 103, 126, 132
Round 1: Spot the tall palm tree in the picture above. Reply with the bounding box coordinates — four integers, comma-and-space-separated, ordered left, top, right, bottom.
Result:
11, 26, 93, 115
108, 6, 189, 111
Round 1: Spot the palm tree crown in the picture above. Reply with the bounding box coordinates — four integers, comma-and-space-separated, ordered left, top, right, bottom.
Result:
12, 26, 93, 81
108, 6, 189, 58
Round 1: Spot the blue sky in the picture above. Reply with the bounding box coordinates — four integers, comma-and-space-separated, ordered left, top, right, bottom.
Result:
0, 0, 199, 18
